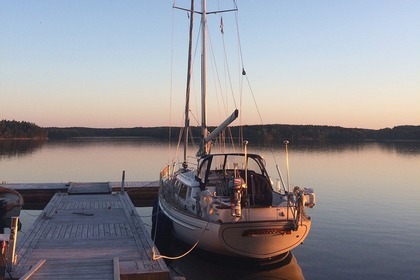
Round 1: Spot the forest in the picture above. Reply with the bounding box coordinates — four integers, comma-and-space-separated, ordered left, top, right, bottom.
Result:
46, 124, 420, 142
0, 120, 48, 139
1, 119, 419, 141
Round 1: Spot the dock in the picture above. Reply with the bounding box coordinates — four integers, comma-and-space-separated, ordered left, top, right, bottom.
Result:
4, 181, 159, 209
10, 182, 169, 279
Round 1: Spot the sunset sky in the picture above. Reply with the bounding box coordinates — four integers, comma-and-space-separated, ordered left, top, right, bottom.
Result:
1, 0, 419, 129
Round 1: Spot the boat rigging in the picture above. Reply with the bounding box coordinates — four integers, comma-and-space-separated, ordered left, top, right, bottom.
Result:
153, 0, 316, 263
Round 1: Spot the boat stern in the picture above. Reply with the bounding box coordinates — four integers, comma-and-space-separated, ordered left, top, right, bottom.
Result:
219, 219, 311, 259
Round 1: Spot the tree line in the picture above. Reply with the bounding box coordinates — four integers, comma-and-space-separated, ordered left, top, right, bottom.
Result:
47, 124, 420, 141
240, 124, 420, 142
1, 119, 419, 141
0, 120, 48, 139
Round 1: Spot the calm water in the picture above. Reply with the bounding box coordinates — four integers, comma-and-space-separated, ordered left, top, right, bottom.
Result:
1, 139, 420, 279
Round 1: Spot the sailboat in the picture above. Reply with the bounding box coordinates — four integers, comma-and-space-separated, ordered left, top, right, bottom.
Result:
156, 0, 315, 262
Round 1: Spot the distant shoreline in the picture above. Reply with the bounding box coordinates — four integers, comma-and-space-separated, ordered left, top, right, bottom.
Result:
0, 138, 48, 140
1, 119, 419, 141
45, 124, 420, 141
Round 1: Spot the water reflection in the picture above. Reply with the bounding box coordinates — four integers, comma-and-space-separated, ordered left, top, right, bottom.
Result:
157, 240, 304, 280
0, 139, 47, 159
4, 141, 419, 279
376, 141, 420, 155
144, 203, 305, 280
259, 140, 420, 155
2, 138, 418, 160
48, 137, 169, 147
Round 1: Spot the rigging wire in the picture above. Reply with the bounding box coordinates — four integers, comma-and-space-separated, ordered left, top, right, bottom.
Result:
172, 0, 242, 153
219, 16, 238, 112
207, 15, 240, 154
171, 1, 286, 189
207, 18, 237, 120
232, 0, 244, 148
204, 2, 242, 153
191, 21, 201, 128
243, 67, 286, 192
207, 31, 224, 125
168, 1, 176, 165
170, 2, 201, 167
231, 0, 286, 191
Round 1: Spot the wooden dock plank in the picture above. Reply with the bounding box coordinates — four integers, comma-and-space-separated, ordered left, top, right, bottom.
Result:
15, 193, 65, 267
3, 181, 160, 209
26, 259, 115, 280
114, 257, 121, 280
13, 191, 169, 279
19, 259, 46, 280
68, 182, 112, 194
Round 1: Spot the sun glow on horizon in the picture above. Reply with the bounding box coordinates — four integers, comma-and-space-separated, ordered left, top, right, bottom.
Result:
1, 1, 419, 130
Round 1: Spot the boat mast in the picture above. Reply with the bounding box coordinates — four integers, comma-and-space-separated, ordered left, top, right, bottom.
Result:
183, 0, 195, 168
195, 0, 238, 157
200, 0, 208, 156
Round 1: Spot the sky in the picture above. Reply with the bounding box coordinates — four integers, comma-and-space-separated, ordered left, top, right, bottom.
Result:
1, 0, 419, 130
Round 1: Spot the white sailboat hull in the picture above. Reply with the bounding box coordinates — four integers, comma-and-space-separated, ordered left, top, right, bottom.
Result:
159, 196, 311, 260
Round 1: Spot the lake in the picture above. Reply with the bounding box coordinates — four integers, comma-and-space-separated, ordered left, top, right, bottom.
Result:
1, 138, 420, 279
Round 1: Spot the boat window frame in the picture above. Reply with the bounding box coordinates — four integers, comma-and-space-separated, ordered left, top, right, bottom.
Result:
197, 153, 271, 185
178, 181, 188, 200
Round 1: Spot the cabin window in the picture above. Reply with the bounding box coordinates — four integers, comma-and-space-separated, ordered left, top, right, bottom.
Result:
224, 155, 264, 175
247, 157, 264, 174
174, 181, 181, 194
178, 183, 188, 199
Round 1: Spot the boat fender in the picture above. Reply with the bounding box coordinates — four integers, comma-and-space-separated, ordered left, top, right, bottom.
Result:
304, 188, 316, 208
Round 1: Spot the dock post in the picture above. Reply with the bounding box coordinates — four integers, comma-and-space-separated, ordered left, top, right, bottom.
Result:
121, 171, 125, 193
6, 217, 18, 272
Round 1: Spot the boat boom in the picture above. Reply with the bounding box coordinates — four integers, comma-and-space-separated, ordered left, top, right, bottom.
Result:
205, 109, 238, 144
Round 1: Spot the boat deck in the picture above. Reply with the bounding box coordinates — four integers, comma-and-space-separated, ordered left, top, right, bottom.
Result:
11, 186, 169, 279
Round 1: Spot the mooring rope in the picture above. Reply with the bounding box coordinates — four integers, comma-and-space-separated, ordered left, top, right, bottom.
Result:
151, 205, 211, 261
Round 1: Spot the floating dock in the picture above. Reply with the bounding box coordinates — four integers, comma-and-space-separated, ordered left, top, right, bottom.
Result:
4, 181, 159, 209
10, 182, 169, 280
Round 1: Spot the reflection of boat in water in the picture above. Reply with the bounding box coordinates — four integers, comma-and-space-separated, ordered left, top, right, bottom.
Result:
154, 234, 304, 280
0, 186, 24, 233
155, 0, 316, 263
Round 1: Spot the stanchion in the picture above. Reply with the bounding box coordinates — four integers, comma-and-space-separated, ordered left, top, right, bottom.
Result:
121, 171, 126, 193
